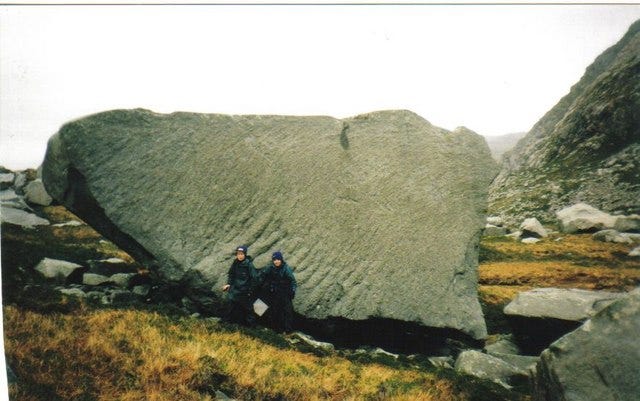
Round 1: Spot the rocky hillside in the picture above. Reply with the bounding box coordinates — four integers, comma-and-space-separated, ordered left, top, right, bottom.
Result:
489, 19, 640, 224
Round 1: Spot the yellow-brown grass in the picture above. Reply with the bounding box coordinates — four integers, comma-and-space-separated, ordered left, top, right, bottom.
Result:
5, 306, 496, 401
479, 261, 640, 291
481, 234, 640, 268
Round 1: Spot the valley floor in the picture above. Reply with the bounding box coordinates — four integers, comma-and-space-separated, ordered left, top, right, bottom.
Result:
3, 204, 639, 400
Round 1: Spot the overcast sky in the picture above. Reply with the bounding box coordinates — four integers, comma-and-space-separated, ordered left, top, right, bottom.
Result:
1, 4, 640, 170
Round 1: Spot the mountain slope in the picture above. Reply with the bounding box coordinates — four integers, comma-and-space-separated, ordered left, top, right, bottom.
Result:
489, 19, 640, 224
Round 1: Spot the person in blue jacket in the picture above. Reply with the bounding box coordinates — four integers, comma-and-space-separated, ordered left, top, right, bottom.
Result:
222, 245, 258, 326
259, 251, 297, 333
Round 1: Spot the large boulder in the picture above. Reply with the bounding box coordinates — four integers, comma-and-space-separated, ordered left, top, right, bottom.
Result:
533, 288, 640, 401
41, 109, 498, 339
556, 203, 618, 233
504, 288, 626, 354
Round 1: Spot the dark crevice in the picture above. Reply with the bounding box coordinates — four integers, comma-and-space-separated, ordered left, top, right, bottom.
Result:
294, 314, 483, 356
63, 166, 160, 272
340, 123, 350, 150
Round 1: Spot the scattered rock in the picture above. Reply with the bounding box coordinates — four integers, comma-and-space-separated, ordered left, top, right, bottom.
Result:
0, 189, 31, 211
484, 334, 521, 356
52, 220, 84, 227
490, 352, 539, 373
486, 216, 504, 226
504, 288, 626, 354
592, 229, 634, 244
613, 214, 640, 233
504, 287, 626, 324
556, 203, 617, 233
428, 356, 455, 369
290, 332, 335, 353
520, 217, 548, 238
83, 273, 111, 286
454, 350, 528, 389
24, 179, 53, 206
14, 172, 27, 192
630, 246, 640, 257
521, 238, 541, 244
58, 287, 87, 298
533, 288, 640, 401
483, 224, 507, 236
34, 258, 84, 281
0, 173, 15, 190
109, 273, 136, 288
132, 285, 151, 297
1, 206, 49, 228
506, 230, 522, 240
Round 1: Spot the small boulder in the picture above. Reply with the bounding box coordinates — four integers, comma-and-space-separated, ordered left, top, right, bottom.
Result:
1, 206, 49, 228
58, 287, 87, 298
454, 350, 528, 389
533, 289, 640, 401
483, 224, 507, 236
109, 273, 136, 288
592, 229, 633, 244
630, 246, 640, 257
14, 172, 27, 192
613, 214, 640, 233
484, 334, 521, 355
428, 356, 455, 369
0, 173, 15, 190
556, 203, 617, 233
24, 179, 53, 206
290, 332, 335, 353
0, 189, 31, 211
490, 352, 539, 373
83, 273, 111, 286
520, 217, 548, 238
486, 216, 504, 226
521, 238, 541, 244
35, 258, 83, 281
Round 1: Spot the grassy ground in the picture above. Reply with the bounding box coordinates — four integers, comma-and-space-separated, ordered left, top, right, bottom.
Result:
477, 233, 639, 334
3, 204, 639, 400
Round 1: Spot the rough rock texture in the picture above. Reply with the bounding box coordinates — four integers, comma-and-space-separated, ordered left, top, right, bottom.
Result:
454, 350, 528, 389
41, 108, 497, 339
533, 288, 640, 401
1, 206, 50, 228
504, 288, 626, 354
556, 203, 617, 233
24, 179, 53, 206
504, 288, 625, 322
519, 217, 548, 238
489, 20, 640, 224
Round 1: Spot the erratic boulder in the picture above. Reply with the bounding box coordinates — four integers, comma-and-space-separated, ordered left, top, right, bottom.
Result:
533, 288, 640, 401
556, 203, 617, 233
41, 109, 498, 340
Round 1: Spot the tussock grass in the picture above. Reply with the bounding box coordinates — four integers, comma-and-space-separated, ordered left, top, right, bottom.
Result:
480, 234, 640, 268
4, 307, 521, 401
479, 261, 640, 291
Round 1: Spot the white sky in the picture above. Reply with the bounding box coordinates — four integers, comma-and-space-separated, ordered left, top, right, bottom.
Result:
1, 3, 640, 170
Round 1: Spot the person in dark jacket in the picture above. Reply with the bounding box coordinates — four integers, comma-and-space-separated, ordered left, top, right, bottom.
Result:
222, 245, 258, 326
258, 251, 297, 333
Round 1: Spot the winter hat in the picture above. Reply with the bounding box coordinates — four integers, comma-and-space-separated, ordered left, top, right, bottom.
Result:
271, 251, 284, 261
236, 245, 248, 255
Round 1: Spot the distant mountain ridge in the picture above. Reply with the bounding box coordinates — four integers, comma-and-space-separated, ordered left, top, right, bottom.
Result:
483, 132, 526, 162
489, 19, 640, 224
